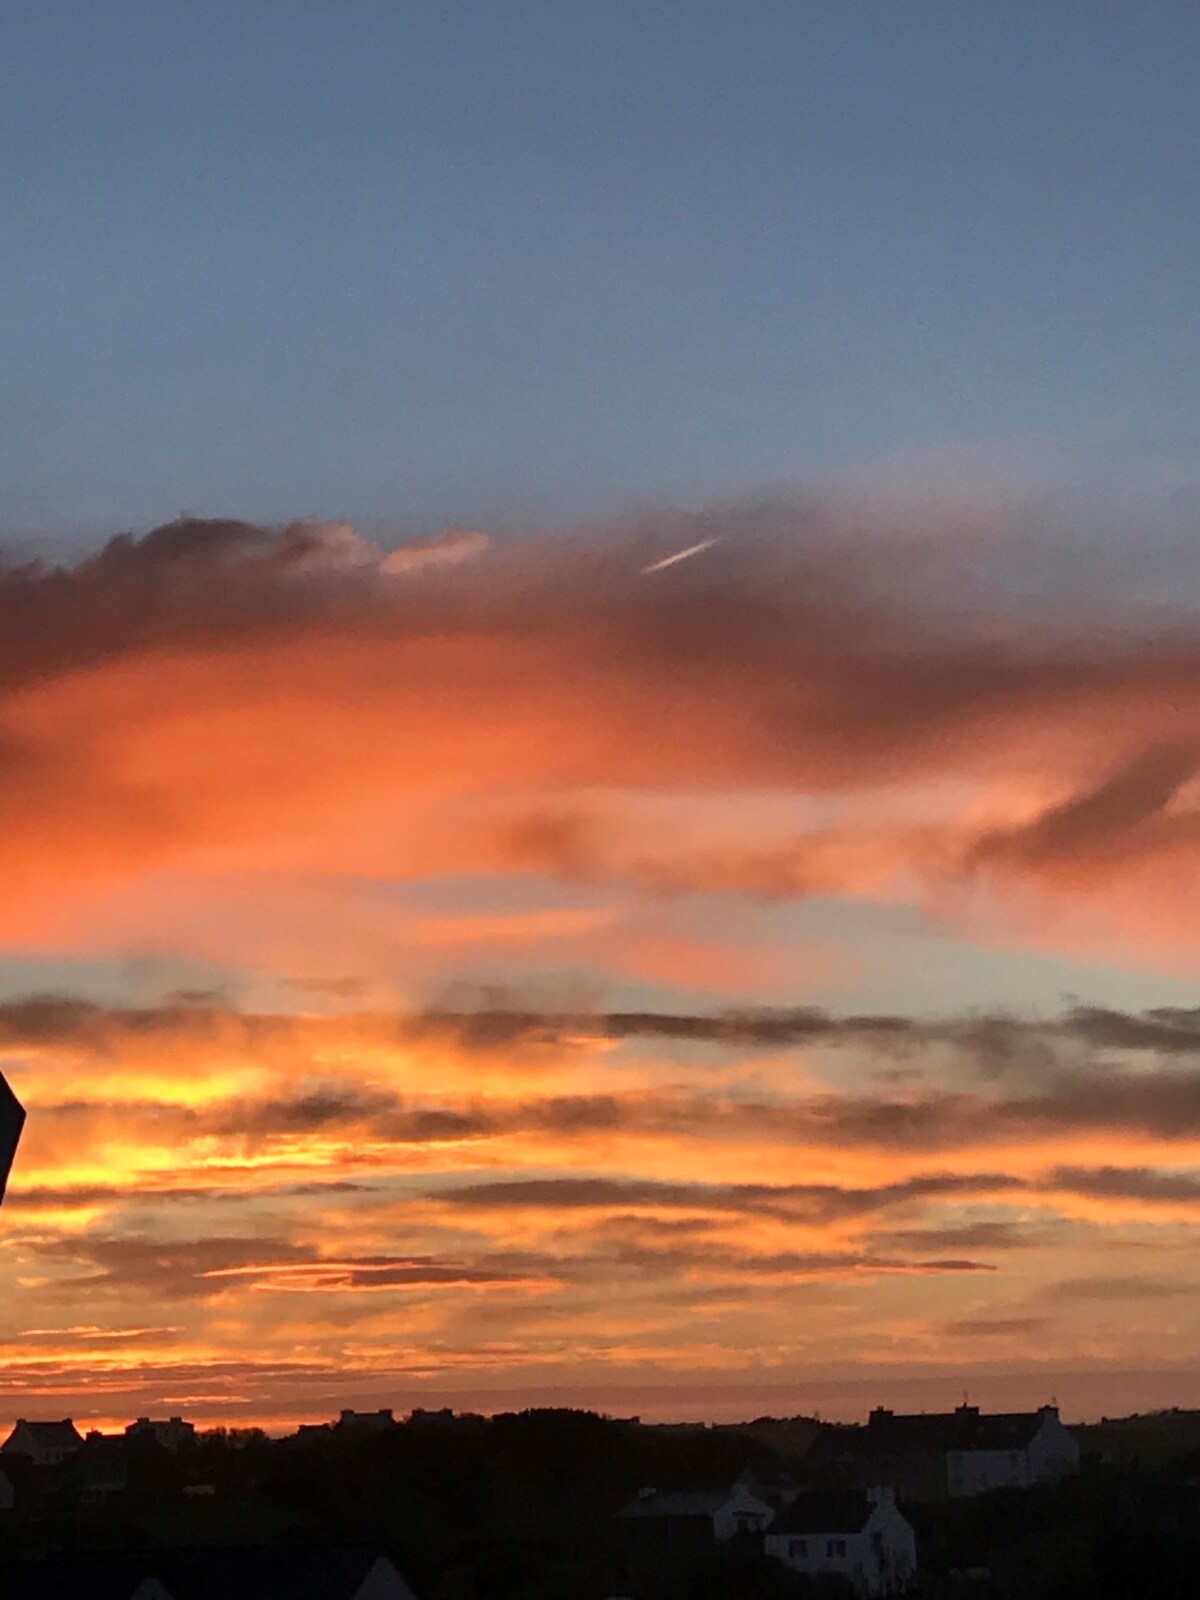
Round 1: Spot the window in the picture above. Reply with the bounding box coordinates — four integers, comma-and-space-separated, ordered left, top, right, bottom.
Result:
827, 1539, 847, 1558
789, 1539, 808, 1559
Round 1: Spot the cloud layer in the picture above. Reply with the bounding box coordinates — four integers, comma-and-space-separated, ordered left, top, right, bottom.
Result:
5, 989, 1200, 1424
6, 505, 1200, 1425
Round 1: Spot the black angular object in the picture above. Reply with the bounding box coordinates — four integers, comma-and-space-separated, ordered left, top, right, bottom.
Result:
0, 1072, 24, 1203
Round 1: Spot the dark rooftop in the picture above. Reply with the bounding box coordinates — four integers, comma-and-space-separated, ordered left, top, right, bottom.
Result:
771, 1490, 875, 1536
4, 1419, 82, 1447
866, 1404, 1054, 1453
617, 1487, 751, 1520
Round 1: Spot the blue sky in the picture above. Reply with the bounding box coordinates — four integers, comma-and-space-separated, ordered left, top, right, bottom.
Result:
5, 0, 1200, 540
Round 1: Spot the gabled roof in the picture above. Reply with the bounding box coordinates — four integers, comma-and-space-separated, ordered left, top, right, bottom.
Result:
6, 1419, 82, 1448
867, 1407, 1048, 1454
770, 1490, 874, 1536
618, 1487, 752, 1520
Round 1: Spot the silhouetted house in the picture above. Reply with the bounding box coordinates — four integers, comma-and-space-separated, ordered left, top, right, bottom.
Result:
0, 1071, 25, 1202
408, 1407, 457, 1430
805, 1404, 1078, 1501
334, 1407, 398, 1438
126, 1415, 196, 1452
2, 1417, 83, 1468
0, 1463, 14, 1512
291, 1421, 334, 1446
765, 1487, 916, 1596
70, 1432, 130, 1505
616, 1483, 774, 1557
0, 1546, 418, 1599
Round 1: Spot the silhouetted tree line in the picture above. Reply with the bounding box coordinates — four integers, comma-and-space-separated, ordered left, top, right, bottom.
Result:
1, 1406, 1199, 1597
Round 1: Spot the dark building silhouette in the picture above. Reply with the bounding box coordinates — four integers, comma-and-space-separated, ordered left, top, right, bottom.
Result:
1, 1418, 83, 1468
805, 1403, 1079, 1500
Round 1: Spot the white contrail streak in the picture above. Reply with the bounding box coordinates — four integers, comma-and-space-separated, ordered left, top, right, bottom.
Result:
641, 537, 721, 574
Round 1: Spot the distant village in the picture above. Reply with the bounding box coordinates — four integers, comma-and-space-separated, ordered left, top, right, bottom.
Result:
0, 1394, 1196, 1598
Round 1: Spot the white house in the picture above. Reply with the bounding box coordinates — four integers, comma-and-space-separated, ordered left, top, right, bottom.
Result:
1, 1418, 83, 1468
945, 1405, 1079, 1496
765, 1487, 916, 1597
808, 1404, 1079, 1500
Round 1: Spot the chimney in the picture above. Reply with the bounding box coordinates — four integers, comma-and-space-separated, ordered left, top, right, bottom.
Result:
868, 1408, 893, 1427
866, 1485, 895, 1505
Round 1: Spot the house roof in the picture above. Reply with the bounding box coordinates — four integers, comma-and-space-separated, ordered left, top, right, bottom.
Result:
808, 1406, 1054, 1471
869, 1407, 1048, 1453
6, 1420, 81, 1447
617, 1487, 748, 1520
771, 1491, 875, 1536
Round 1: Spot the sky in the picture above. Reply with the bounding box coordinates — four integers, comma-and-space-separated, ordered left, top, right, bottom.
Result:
3, 1, 1200, 1431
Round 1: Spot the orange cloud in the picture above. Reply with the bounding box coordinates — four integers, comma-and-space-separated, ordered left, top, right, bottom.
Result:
6, 511, 1200, 970
9, 510, 1200, 1423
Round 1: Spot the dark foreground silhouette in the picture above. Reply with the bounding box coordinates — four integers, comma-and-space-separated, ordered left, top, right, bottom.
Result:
0, 1404, 1197, 1598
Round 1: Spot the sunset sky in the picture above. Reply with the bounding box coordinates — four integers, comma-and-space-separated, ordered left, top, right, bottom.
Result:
4, 2, 1200, 1433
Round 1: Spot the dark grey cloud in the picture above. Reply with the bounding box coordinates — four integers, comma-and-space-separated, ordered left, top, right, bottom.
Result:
209, 1085, 401, 1137
1061, 1008, 1200, 1055
3, 1177, 371, 1210
1048, 1166, 1200, 1204
431, 1172, 1025, 1225
575, 1236, 995, 1280
940, 1317, 1050, 1338
0, 517, 376, 694
25, 1233, 312, 1300
1052, 1273, 1195, 1301
867, 1221, 1061, 1254
968, 744, 1200, 880
12, 991, 1200, 1066
22, 1233, 555, 1300
18, 992, 1200, 1168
